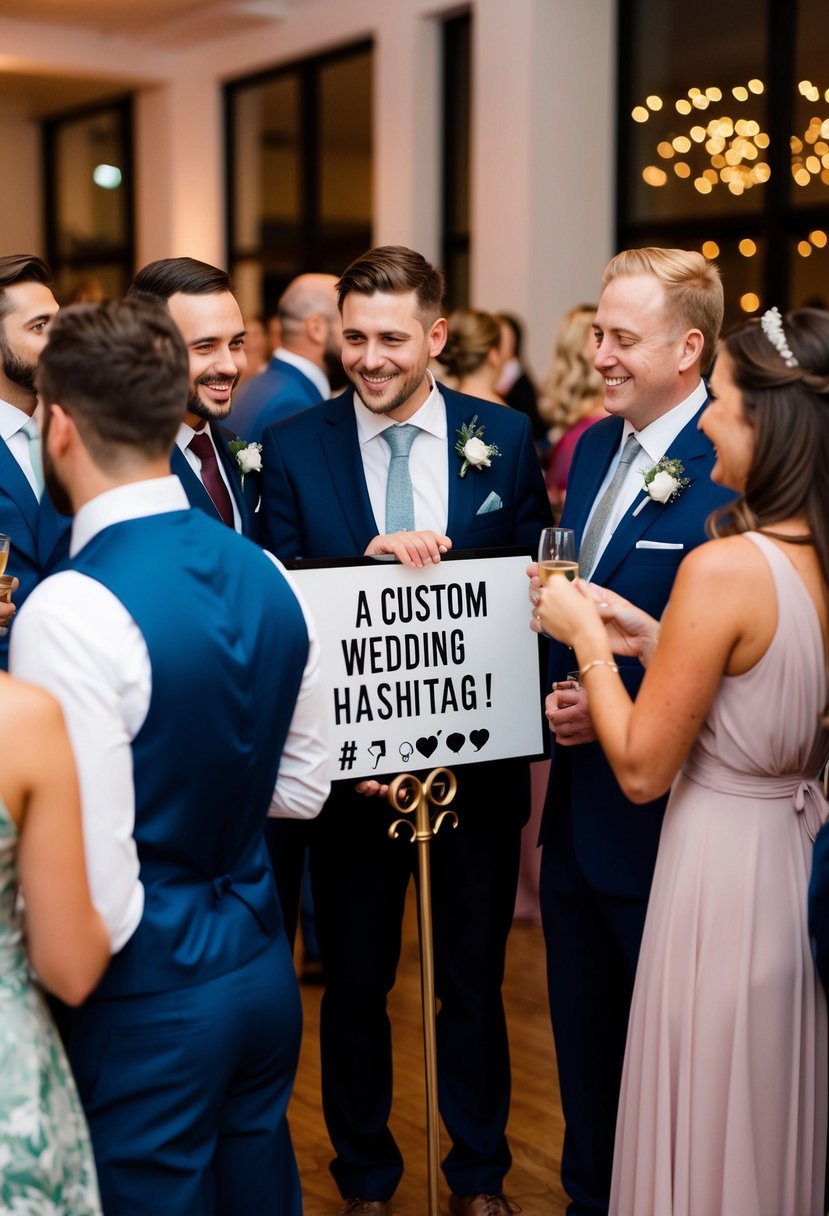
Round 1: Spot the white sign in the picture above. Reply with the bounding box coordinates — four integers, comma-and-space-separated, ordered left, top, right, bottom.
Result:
288, 552, 545, 782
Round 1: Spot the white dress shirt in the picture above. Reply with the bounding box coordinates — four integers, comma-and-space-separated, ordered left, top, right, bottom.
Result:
0, 397, 42, 498
274, 347, 331, 401
175, 421, 242, 532
10, 476, 329, 952
355, 370, 449, 535
582, 380, 708, 573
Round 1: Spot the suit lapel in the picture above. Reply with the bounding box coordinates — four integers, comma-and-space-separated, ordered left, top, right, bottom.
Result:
442, 387, 486, 540
170, 443, 222, 523
591, 405, 711, 585
213, 423, 253, 534
0, 439, 39, 555
560, 418, 624, 547
319, 391, 379, 551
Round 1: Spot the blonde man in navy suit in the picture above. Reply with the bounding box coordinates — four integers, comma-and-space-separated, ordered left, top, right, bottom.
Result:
262, 246, 551, 1216
532, 249, 735, 1216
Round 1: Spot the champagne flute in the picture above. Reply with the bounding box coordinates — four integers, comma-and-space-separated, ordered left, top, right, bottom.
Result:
538, 527, 578, 584
0, 535, 12, 637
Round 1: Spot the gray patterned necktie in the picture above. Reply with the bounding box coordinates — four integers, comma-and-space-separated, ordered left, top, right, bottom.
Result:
579, 434, 641, 578
382, 424, 420, 532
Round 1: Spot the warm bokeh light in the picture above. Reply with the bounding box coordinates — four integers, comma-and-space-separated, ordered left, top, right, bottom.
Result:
674, 162, 691, 178
810, 229, 828, 248
632, 106, 649, 123
798, 241, 813, 257
646, 95, 663, 111
740, 293, 760, 312
676, 99, 692, 115
701, 240, 720, 259
748, 79, 764, 94
739, 238, 757, 257
733, 86, 749, 101
642, 166, 668, 186
694, 178, 713, 194
657, 141, 675, 159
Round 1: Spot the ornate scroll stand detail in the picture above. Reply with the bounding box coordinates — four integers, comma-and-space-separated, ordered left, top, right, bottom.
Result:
388, 767, 458, 1216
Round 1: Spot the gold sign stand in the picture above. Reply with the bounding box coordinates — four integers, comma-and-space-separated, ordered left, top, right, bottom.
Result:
387, 767, 458, 1216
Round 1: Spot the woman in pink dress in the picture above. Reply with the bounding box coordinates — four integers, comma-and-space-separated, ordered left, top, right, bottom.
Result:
538, 306, 829, 1215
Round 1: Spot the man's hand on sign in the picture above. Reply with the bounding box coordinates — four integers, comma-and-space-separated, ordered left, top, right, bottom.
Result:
364, 530, 452, 569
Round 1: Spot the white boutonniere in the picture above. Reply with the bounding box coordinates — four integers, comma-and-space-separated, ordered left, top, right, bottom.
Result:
632, 456, 690, 517
454, 415, 501, 478
228, 438, 263, 486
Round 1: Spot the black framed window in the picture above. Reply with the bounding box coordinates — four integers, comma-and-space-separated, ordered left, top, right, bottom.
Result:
43, 98, 134, 302
225, 41, 373, 318
617, 0, 829, 322
441, 12, 471, 309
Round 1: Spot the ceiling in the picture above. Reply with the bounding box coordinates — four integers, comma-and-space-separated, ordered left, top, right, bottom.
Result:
0, 0, 301, 116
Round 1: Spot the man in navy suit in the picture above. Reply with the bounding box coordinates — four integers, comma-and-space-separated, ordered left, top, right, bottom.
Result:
536, 248, 734, 1215
0, 253, 67, 667
13, 297, 329, 1215
261, 246, 551, 1216
231, 272, 343, 442
128, 258, 261, 540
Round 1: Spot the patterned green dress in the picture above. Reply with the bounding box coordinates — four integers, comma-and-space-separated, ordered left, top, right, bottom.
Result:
0, 798, 101, 1214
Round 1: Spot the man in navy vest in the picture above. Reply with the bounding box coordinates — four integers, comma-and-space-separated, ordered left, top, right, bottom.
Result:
0, 253, 68, 666
128, 257, 262, 540
11, 297, 329, 1216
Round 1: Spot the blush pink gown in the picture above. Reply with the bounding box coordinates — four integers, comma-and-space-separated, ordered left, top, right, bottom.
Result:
611, 533, 829, 1216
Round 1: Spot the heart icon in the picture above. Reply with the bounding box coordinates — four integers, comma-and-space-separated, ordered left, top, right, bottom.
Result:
446, 732, 466, 753
416, 735, 439, 758
469, 729, 490, 752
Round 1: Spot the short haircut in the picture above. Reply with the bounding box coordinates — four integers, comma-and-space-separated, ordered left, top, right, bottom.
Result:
437, 308, 502, 379
602, 247, 724, 370
0, 254, 54, 323
127, 257, 231, 309
37, 298, 189, 470
336, 246, 446, 324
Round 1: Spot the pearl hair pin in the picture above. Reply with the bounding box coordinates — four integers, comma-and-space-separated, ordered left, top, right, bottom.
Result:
760, 306, 799, 367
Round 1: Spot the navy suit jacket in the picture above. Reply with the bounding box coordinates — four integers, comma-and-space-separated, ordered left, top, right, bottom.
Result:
260, 383, 550, 561
171, 422, 261, 542
0, 439, 70, 669
541, 404, 735, 898
231, 357, 323, 444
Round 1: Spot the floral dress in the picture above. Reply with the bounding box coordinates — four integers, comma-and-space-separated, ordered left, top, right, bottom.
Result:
0, 798, 101, 1214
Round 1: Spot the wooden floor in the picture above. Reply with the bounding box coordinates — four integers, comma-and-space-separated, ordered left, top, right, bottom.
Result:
289, 890, 568, 1215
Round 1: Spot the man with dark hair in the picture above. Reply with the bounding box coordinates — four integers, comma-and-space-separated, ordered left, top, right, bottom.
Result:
11, 297, 329, 1216
0, 253, 65, 666
231, 272, 344, 443
262, 245, 551, 1216
127, 256, 260, 538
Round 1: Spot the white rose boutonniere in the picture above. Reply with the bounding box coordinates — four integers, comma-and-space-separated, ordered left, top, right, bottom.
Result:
454, 415, 501, 478
632, 456, 690, 517
228, 438, 263, 486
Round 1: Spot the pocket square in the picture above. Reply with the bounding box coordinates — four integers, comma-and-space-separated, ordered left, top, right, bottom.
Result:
636, 540, 684, 550
476, 491, 503, 515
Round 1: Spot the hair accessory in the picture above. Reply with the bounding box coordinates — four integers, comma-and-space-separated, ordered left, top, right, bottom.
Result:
760, 306, 799, 368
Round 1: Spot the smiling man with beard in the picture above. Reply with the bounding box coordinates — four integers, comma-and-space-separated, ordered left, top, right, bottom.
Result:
127, 257, 261, 540
0, 253, 67, 667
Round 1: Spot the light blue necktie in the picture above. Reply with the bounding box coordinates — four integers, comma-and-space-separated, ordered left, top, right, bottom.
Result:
381, 424, 420, 532
21, 417, 43, 498
579, 434, 641, 578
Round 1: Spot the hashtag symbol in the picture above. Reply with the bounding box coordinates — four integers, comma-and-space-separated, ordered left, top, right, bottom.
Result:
339, 740, 358, 771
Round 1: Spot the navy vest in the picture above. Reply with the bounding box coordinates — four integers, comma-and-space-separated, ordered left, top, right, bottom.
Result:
70, 509, 309, 998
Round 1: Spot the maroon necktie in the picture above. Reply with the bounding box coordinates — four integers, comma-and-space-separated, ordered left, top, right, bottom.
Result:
188, 431, 235, 528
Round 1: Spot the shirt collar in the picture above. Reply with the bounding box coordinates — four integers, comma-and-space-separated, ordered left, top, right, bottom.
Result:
354, 370, 446, 447
175, 419, 217, 453
274, 347, 331, 401
621, 379, 708, 464
70, 476, 190, 556
0, 397, 34, 441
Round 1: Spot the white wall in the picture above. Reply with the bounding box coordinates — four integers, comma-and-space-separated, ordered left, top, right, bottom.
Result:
0, 0, 616, 375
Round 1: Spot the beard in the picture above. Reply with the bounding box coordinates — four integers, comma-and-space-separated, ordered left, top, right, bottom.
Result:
41, 430, 73, 517
186, 372, 238, 423
0, 334, 37, 394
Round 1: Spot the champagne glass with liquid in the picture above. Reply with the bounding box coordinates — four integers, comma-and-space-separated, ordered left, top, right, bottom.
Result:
538, 527, 578, 584
0, 534, 12, 637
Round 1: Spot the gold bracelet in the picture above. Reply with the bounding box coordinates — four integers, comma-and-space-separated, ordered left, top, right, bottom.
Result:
579, 659, 619, 679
